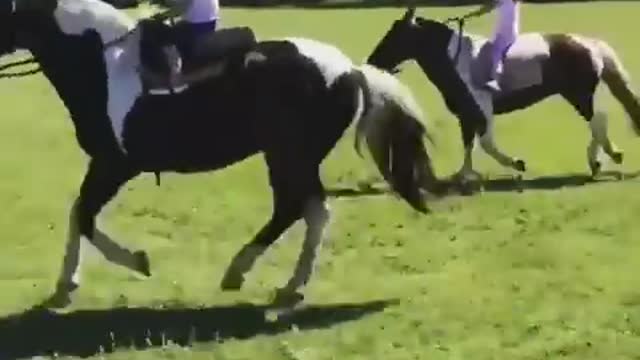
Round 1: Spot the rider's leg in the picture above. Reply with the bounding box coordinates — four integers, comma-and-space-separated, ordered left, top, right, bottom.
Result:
168, 20, 218, 87
486, 0, 519, 92
486, 35, 510, 92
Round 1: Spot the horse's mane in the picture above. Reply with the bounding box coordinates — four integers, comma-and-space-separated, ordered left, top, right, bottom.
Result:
414, 16, 451, 32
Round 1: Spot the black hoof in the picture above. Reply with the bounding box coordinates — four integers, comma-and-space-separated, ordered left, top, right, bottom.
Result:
134, 251, 151, 277
589, 160, 602, 178
514, 159, 526, 172
611, 151, 624, 165
220, 272, 244, 291
271, 288, 305, 308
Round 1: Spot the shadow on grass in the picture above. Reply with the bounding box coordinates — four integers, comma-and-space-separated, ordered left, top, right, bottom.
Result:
0, 299, 395, 359
326, 171, 640, 199
476, 171, 640, 193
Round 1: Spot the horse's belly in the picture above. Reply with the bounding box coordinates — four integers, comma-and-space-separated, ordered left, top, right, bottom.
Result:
122, 95, 259, 172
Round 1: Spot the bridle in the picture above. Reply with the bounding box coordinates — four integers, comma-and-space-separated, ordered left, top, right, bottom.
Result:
443, 16, 466, 66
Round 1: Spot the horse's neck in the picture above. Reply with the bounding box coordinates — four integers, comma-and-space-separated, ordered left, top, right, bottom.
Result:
413, 41, 469, 111
33, 39, 109, 122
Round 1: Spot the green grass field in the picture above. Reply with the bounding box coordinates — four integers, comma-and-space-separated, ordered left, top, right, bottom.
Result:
3, 2, 640, 359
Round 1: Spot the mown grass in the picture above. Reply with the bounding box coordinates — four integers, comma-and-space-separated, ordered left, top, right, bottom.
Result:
2, 2, 640, 359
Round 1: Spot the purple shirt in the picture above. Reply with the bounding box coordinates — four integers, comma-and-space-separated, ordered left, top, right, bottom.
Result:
184, 0, 219, 24
494, 0, 519, 43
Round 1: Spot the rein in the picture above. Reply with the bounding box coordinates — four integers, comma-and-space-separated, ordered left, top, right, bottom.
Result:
0, 57, 40, 79
444, 16, 466, 66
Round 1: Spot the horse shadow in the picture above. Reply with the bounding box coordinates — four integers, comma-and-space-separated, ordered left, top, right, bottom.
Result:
0, 299, 395, 359
473, 171, 640, 193
326, 171, 640, 199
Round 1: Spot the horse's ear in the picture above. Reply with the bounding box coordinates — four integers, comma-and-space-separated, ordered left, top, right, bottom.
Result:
403, 5, 416, 22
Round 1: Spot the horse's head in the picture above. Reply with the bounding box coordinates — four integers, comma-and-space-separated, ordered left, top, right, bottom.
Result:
0, 0, 58, 57
367, 6, 456, 73
367, 6, 420, 73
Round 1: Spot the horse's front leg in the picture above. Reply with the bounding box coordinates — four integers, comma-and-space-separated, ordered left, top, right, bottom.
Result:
452, 115, 483, 186
477, 115, 526, 172
43, 160, 149, 309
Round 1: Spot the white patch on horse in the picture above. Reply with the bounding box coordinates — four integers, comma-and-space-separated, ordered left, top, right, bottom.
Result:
285, 37, 354, 87
447, 33, 493, 120
54, 0, 135, 43
54, 0, 145, 152
499, 33, 549, 89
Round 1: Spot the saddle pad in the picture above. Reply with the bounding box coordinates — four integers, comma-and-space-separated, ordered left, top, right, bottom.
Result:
469, 33, 550, 92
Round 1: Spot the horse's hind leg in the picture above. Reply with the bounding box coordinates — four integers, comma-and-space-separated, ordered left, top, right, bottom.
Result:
593, 84, 624, 164
219, 191, 302, 291
564, 88, 623, 176
274, 170, 329, 306
43, 160, 149, 308
220, 153, 310, 292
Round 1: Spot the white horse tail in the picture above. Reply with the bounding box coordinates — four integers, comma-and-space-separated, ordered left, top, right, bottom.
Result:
351, 64, 438, 212
597, 39, 640, 135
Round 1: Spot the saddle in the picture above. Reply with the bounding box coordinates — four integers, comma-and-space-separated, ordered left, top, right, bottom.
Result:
138, 19, 257, 94
467, 33, 551, 93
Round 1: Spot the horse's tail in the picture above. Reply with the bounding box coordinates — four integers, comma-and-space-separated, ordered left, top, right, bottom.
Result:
597, 40, 640, 135
350, 64, 439, 213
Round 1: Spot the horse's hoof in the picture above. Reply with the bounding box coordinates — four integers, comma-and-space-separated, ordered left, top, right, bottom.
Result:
514, 174, 525, 193
514, 159, 526, 172
220, 272, 245, 291
271, 288, 305, 308
40, 291, 73, 310
134, 251, 151, 277
611, 151, 624, 165
458, 180, 479, 196
589, 160, 602, 178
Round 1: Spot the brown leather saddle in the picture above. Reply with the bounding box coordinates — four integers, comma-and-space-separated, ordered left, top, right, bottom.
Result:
138, 18, 257, 94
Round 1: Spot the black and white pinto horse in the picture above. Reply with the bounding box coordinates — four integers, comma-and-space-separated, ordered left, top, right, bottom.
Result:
0, 0, 438, 307
368, 6, 640, 182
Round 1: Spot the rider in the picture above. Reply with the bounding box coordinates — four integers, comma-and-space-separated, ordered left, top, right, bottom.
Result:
149, 0, 220, 88
461, 0, 521, 92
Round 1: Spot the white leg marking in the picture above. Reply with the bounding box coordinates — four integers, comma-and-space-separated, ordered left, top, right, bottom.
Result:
454, 139, 482, 182
592, 82, 623, 161
91, 227, 141, 272
46, 198, 146, 308
282, 197, 330, 292
478, 118, 518, 168
45, 199, 83, 308
590, 109, 621, 158
58, 199, 82, 289
587, 137, 601, 174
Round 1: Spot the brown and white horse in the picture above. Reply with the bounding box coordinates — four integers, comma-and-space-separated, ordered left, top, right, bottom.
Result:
368, 6, 640, 182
